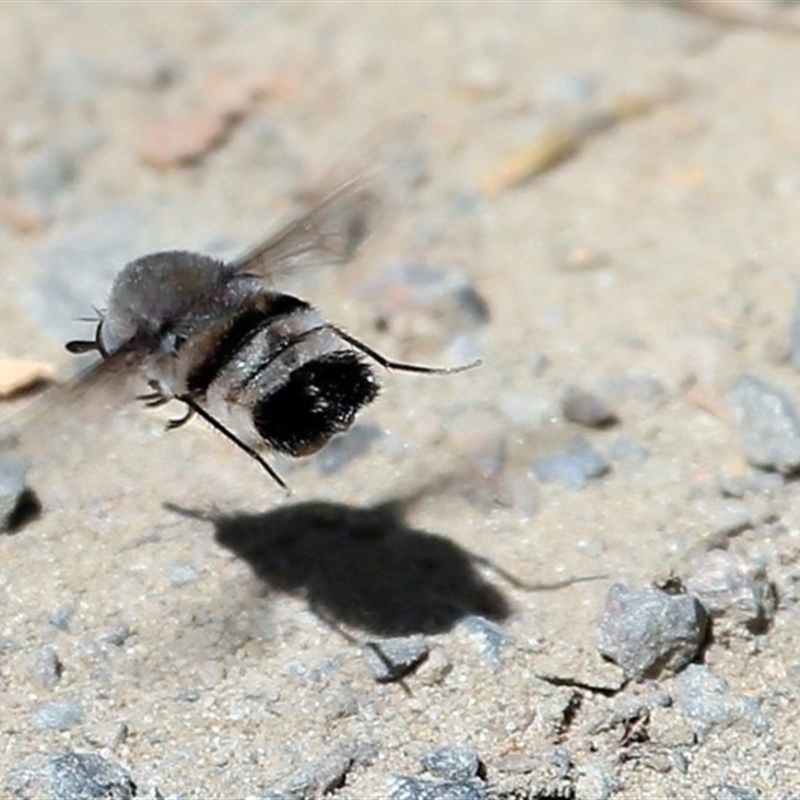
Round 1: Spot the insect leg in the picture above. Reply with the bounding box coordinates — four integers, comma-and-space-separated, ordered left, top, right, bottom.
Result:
179, 396, 288, 491
330, 326, 482, 375
137, 391, 170, 408
165, 405, 195, 430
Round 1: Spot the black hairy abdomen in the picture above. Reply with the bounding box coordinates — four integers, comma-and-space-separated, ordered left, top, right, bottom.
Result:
186, 294, 308, 396
253, 351, 379, 456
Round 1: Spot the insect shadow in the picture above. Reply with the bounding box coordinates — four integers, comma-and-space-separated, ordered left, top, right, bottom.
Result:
165, 495, 511, 637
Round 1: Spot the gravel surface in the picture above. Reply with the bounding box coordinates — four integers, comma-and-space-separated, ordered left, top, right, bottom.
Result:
3, 3, 800, 798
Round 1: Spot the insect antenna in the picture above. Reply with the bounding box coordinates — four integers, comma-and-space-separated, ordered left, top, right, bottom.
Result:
179, 396, 289, 491
330, 326, 482, 375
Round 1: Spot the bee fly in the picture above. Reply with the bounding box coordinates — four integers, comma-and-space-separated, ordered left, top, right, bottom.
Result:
65, 160, 478, 489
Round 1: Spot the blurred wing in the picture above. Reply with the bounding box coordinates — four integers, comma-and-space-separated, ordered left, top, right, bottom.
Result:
0, 344, 146, 458
230, 114, 425, 279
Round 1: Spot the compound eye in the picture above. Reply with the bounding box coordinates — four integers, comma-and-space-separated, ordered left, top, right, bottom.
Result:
160, 327, 187, 355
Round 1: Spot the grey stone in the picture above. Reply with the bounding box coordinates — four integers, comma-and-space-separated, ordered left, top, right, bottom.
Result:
168, 562, 201, 588
49, 607, 73, 632
421, 747, 481, 781
101, 625, 133, 647
677, 664, 751, 738
597, 584, 708, 679
712, 785, 761, 800
490, 746, 574, 799
262, 741, 376, 800
685, 550, 776, 635
730, 375, 800, 473
561, 388, 617, 428
457, 616, 513, 669
363, 636, 430, 682
531, 437, 611, 489
389, 776, 487, 800
6, 751, 135, 800
573, 761, 619, 800
32, 645, 63, 688
31, 701, 84, 731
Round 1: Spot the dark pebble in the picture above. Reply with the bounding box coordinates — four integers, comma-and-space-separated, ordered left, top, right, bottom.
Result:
531, 437, 611, 489
561, 388, 618, 428
0, 457, 40, 533
685, 550, 776, 636
363, 636, 430, 682
388, 776, 487, 800
729, 375, 800, 473
6, 751, 136, 800
31, 701, 84, 731
597, 584, 708, 680
421, 746, 481, 781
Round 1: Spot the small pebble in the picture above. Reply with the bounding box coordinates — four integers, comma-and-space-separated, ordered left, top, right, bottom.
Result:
713, 785, 761, 800
597, 584, 708, 680
6, 751, 135, 800
32, 645, 63, 688
388, 776, 487, 800
0, 457, 40, 533
573, 761, 619, 800
492, 746, 573, 796
362, 636, 430, 683
168, 562, 200, 588
101, 625, 133, 647
457, 615, 513, 669
415, 648, 454, 686
685, 550, 776, 636
49, 607, 73, 632
531, 437, 611, 489
262, 741, 375, 800
174, 688, 200, 703
729, 375, 800, 473
31, 701, 84, 731
561, 388, 618, 428
677, 664, 751, 738
421, 746, 481, 781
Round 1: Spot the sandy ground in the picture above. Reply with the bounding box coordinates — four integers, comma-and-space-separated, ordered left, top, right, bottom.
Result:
2, 2, 800, 798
